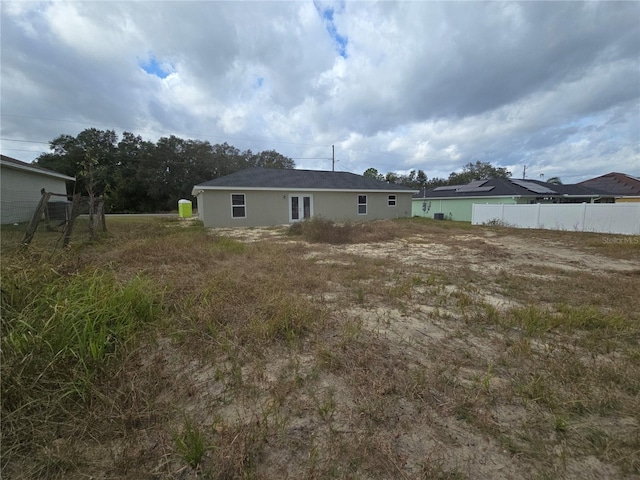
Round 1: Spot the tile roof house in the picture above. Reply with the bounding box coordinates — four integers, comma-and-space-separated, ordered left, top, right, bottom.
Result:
192, 167, 417, 227
412, 177, 615, 222
0, 155, 75, 224
576, 172, 640, 202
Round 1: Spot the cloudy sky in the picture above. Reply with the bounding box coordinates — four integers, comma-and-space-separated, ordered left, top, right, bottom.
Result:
2, 1, 639, 183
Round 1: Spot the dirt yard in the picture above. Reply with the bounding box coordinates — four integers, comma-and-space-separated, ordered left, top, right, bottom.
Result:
161, 221, 638, 480
3, 218, 638, 479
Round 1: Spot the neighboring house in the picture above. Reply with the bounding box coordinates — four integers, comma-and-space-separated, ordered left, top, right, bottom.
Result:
192, 167, 417, 228
413, 178, 614, 222
0, 155, 75, 224
577, 172, 640, 203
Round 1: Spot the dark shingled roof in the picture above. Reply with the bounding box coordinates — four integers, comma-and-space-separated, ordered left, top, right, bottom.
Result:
577, 172, 640, 196
414, 178, 614, 199
195, 168, 417, 192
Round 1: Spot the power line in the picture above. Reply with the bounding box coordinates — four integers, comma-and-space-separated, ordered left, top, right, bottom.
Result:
1, 148, 47, 154
1, 113, 334, 150
1, 138, 51, 145
334, 158, 357, 174
2, 113, 411, 163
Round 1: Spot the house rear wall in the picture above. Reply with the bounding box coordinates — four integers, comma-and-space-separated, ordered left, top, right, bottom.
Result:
196, 190, 413, 228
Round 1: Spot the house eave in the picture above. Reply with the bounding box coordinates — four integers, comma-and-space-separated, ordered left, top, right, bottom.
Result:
193, 186, 419, 195
561, 194, 613, 198
414, 195, 525, 200
0, 159, 76, 182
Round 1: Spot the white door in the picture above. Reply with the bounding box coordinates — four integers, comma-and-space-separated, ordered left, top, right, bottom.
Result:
289, 194, 313, 222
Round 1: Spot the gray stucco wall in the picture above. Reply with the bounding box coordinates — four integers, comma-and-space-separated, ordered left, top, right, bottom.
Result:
1, 167, 69, 224
196, 189, 413, 228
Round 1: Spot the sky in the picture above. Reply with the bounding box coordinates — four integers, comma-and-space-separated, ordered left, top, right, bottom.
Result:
1, 1, 639, 183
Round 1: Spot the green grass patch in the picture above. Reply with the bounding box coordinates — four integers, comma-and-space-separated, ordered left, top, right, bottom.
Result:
174, 418, 207, 468
1, 258, 162, 467
503, 305, 634, 335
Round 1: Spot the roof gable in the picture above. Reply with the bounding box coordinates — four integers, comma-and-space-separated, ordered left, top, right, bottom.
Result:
194, 168, 417, 192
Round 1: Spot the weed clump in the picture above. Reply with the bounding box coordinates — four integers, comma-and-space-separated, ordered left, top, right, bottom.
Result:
287, 217, 354, 244
287, 217, 399, 244
1, 258, 162, 470
174, 418, 206, 468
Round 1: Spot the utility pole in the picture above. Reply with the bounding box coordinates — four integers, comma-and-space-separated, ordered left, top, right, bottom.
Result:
332, 145, 335, 172
522, 165, 526, 180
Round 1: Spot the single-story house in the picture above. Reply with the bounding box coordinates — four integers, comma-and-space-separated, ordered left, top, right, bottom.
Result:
192, 167, 418, 228
577, 172, 640, 203
413, 178, 615, 222
0, 155, 76, 224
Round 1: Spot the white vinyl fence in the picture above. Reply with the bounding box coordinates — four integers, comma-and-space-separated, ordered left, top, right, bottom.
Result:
472, 203, 640, 235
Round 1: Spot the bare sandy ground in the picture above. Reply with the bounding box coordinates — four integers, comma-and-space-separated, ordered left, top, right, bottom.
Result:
191, 224, 638, 480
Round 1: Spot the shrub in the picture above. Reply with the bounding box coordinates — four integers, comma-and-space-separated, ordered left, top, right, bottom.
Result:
288, 217, 354, 244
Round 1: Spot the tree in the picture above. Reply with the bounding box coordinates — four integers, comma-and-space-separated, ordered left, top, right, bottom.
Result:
109, 132, 156, 212
381, 169, 427, 188
363, 168, 384, 181
36, 129, 296, 212
249, 150, 295, 169
547, 176, 563, 185
35, 128, 118, 197
447, 161, 511, 185
416, 170, 427, 188
425, 177, 448, 189
385, 172, 399, 184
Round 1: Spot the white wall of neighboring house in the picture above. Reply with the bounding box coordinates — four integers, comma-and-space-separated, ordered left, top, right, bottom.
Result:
0, 166, 70, 224
472, 203, 640, 235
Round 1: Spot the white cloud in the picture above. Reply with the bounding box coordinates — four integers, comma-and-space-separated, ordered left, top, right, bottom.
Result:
1, 0, 638, 182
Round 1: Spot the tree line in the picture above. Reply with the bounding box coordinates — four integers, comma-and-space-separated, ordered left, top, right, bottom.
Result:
35, 128, 295, 213
35, 127, 513, 213
363, 161, 512, 190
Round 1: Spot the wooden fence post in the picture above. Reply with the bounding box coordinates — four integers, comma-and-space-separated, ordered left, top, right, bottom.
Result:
62, 194, 81, 248
92, 198, 106, 235
21, 191, 52, 246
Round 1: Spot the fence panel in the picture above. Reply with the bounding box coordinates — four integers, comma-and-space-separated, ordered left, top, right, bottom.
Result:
472, 203, 640, 235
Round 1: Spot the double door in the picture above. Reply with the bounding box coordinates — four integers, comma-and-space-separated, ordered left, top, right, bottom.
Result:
289, 194, 313, 222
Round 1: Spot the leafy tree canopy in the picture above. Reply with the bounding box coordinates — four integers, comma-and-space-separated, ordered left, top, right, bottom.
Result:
35, 129, 295, 213
363, 161, 511, 190
546, 176, 563, 185
448, 161, 511, 185
363, 167, 384, 181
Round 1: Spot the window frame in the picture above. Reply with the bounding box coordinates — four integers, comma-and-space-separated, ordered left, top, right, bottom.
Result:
388, 194, 397, 207
230, 193, 247, 219
357, 194, 367, 215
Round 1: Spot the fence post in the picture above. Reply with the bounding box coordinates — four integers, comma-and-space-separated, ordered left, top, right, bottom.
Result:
581, 203, 587, 232
536, 203, 541, 228
21, 191, 52, 246
92, 198, 107, 235
62, 194, 81, 248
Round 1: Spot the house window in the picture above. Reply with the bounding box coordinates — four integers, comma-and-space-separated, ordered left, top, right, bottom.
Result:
388, 195, 396, 206
358, 195, 367, 215
231, 193, 246, 218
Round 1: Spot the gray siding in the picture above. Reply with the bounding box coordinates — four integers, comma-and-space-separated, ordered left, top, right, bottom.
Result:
196, 189, 413, 228
1, 167, 69, 224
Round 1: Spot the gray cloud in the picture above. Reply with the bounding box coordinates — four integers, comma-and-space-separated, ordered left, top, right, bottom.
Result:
1, 0, 638, 182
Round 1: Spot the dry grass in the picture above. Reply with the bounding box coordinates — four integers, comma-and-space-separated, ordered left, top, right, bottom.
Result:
1, 217, 638, 479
